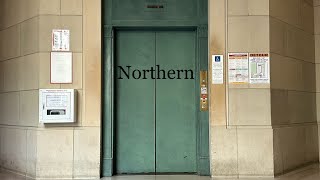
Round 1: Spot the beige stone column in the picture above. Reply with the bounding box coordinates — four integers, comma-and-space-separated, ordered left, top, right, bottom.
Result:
35, 0, 102, 179
315, 0, 320, 163
317, 0, 320, 77
0, 0, 102, 179
209, 0, 273, 177
270, 0, 319, 175
209, 0, 319, 177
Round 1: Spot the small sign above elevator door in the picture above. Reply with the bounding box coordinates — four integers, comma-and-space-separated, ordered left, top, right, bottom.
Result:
109, 0, 206, 22
144, 0, 166, 12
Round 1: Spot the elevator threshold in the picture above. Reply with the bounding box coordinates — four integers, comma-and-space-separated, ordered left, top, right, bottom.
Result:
117, 172, 197, 175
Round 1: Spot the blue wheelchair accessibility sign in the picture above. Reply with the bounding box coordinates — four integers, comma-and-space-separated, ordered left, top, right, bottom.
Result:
215, 56, 221, 62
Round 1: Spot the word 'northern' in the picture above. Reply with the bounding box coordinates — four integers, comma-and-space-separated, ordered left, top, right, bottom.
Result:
118, 65, 194, 80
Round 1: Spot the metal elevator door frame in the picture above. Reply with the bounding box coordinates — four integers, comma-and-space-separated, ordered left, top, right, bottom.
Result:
102, 24, 210, 176
102, 1, 209, 176
102, 25, 209, 176
102, 1, 209, 177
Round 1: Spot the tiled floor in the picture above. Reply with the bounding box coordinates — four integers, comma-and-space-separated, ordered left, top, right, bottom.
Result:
101, 164, 320, 180
1, 164, 320, 180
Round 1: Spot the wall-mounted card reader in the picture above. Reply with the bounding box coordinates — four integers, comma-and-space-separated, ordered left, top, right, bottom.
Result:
39, 89, 76, 123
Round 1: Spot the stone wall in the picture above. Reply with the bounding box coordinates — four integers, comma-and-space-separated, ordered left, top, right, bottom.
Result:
209, 0, 274, 178
0, 0, 101, 179
0, 0, 319, 179
270, 0, 319, 175
209, 0, 319, 177
315, 0, 320, 163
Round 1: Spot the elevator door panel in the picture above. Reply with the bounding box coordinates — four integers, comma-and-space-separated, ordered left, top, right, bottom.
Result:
115, 30, 197, 174
155, 31, 197, 173
115, 31, 156, 174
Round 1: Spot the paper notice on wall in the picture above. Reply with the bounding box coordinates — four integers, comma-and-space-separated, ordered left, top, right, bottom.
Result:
228, 53, 249, 84
249, 53, 270, 84
46, 94, 69, 107
50, 52, 73, 84
212, 55, 224, 84
52, 29, 70, 51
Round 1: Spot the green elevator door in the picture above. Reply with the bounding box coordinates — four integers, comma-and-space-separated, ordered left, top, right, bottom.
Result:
115, 30, 196, 174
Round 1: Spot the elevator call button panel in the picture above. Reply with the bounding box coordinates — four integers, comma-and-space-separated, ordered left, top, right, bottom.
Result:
200, 71, 208, 111
39, 89, 76, 123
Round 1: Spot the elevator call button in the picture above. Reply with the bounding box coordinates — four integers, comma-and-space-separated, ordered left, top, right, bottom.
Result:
200, 71, 208, 111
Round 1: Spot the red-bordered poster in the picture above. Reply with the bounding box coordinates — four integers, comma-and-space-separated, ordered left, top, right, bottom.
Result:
228, 53, 249, 84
